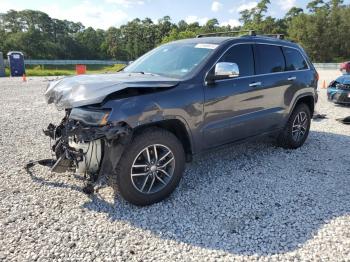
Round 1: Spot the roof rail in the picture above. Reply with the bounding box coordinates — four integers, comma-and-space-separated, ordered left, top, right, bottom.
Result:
196, 30, 256, 38
196, 30, 286, 40
263, 34, 285, 40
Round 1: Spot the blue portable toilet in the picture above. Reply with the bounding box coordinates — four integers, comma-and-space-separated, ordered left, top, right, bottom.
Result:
7, 51, 25, 77
0, 52, 5, 77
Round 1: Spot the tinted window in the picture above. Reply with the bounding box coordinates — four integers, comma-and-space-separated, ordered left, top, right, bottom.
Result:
256, 44, 285, 74
283, 47, 308, 71
219, 44, 254, 77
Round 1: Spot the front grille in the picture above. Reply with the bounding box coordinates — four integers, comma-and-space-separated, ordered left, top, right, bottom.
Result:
336, 84, 350, 90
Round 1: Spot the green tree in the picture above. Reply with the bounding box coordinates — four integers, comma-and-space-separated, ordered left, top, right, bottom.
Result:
76, 27, 105, 59
307, 0, 327, 12
203, 18, 219, 32
177, 20, 188, 31
1, 2, 350, 62
285, 7, 304, 20
161, 29, 197, 44
287, 0, 350, 62
157, 16, 174, 40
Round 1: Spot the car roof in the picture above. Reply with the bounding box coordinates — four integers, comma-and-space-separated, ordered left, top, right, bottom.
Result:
171, 36, 299, 48
336, 74, 350, 83
172, 37, 233, 45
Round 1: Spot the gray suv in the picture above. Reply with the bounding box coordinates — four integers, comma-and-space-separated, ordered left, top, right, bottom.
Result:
44, 32, 318, 206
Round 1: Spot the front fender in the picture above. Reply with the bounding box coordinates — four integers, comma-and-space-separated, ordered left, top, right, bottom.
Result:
103, 95, 196, 153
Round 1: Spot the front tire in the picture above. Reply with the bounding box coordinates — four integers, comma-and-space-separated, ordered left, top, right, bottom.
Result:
116, 128, 185, 206
276, 103, 311, 149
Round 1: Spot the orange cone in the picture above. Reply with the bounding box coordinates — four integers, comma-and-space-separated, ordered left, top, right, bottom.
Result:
322, 80, 326, 89
22, 74, 27, 82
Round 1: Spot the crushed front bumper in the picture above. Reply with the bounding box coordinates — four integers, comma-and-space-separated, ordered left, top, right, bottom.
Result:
43, 115, 131, 177
327, 88, 350, 104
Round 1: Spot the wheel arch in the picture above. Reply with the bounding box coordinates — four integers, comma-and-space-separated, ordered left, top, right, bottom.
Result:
133, 118, 194, 162
290, 94, 315, 117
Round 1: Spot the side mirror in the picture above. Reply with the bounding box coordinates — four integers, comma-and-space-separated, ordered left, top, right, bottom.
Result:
215, 62, 239, 79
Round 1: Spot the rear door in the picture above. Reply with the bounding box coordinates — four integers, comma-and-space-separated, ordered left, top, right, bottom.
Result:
251, 43, 291, 131
282, 46, 312, 107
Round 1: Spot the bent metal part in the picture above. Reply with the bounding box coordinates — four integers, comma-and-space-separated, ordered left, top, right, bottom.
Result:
33, 59, 187, 194
42, 110, 133, 192
27, 72, 179, 193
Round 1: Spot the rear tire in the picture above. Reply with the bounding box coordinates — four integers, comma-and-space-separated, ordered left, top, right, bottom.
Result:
116, 128, 185, 206
276, 103, 311, 149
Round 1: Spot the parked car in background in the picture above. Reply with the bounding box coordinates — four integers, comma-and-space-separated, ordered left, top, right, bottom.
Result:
340, 61, 350, 75
43, 31, 318, 206
327, 74, 350, 105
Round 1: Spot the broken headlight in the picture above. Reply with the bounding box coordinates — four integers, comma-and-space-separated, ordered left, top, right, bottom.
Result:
69, 108, 111, 126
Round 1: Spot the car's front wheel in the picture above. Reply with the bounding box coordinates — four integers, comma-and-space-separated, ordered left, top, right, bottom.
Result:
116, 128, 185, 206
276, 103, 311, 149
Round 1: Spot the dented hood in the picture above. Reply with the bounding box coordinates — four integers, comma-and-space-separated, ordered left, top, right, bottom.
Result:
45, 72, 179, 109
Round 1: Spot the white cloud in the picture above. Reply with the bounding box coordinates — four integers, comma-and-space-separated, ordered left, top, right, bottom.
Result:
230, 1, 258, 13
220, 19, 241, 28
185, 15, 209, 25
0, 0, 18, 13
277, 0, 296, 11
105, 0, 145, 8
211, 1, 223, 12
40, 1, 129, 29
0, 0, 129, 29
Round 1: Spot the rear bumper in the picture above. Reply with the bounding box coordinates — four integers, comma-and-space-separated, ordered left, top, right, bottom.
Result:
327, 88, 350, 104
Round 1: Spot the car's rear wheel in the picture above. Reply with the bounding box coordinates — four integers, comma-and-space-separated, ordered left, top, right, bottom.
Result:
276, 103, 311, 149
116, 128, 185, 206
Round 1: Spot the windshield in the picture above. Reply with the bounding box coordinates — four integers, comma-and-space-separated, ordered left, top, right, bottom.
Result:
123, 43, 218, 78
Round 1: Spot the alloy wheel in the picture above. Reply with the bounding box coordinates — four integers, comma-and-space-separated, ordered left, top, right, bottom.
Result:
130, 144, 175, 194
292, 111, 308, 142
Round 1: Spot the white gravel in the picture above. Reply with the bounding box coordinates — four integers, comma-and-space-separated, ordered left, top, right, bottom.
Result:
0, 71, 349, 261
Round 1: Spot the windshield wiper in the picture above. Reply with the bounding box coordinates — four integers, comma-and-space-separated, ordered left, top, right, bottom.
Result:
129, 71, 161, 76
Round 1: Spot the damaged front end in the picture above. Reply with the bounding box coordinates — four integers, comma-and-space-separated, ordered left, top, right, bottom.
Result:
43, 107, 132, 191
36, 72, 178, 194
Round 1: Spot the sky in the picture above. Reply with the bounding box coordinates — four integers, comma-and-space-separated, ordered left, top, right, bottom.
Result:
0, 0, 348, 29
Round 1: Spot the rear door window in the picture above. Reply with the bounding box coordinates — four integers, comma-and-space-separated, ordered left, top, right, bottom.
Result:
256, 44, 285, 74
219, 44, 255, 77
282, 47, 308, 71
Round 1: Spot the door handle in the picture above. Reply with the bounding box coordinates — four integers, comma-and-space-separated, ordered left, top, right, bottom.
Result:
287, 76, 296, 81
249, 82, 262, 87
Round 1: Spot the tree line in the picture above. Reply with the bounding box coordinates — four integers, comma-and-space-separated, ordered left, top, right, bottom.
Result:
0, 0, 349, 62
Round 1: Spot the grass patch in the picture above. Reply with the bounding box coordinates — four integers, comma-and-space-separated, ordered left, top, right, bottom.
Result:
5, 64, 126, 77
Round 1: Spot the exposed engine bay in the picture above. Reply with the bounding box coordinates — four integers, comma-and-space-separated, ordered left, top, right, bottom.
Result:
40, 109, 132, 192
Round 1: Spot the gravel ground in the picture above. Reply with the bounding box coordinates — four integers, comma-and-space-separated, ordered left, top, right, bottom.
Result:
0, 71, 349, 261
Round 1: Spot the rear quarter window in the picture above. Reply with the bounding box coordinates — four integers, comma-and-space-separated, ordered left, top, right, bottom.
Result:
256, 44, 285, 74
282, 47, 308, 71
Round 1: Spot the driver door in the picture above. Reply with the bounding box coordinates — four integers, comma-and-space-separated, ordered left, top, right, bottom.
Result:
202, 43, 266, 148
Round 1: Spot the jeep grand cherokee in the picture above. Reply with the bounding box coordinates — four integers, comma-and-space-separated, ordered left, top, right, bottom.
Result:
44, 31, 318, 206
